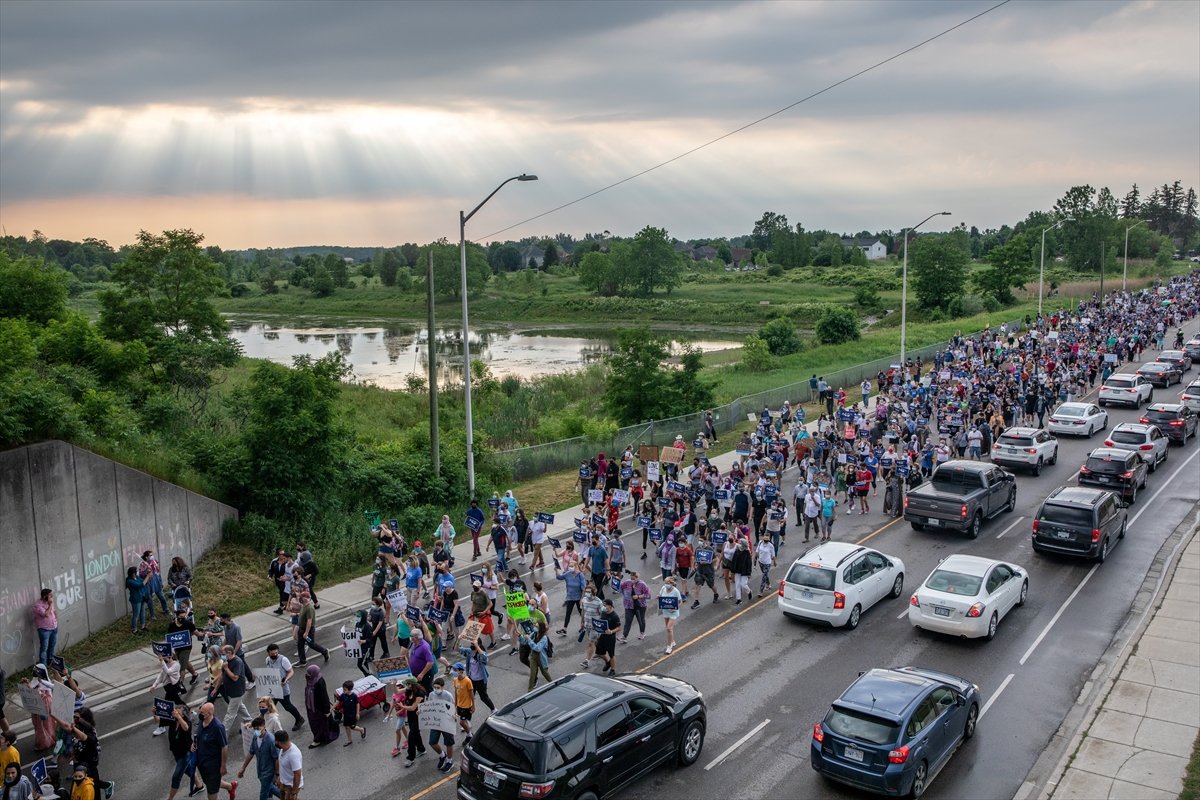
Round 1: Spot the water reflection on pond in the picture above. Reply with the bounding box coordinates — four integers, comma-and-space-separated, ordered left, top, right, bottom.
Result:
228, 320, 737, 390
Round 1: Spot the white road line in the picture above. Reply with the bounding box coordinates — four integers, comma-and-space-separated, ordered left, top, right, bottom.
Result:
1019, 447, 1200, 667
705, 718, 771, 771
898, 606, 911, 620
100, 715, 154, 740
995, 516, 1025, 539
979, 673, 1015, 720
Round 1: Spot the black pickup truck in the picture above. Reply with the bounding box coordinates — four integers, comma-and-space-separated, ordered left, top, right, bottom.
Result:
903, 460, 1017, 539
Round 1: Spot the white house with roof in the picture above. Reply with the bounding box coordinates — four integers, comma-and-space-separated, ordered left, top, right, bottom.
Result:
841, 237, 888, 260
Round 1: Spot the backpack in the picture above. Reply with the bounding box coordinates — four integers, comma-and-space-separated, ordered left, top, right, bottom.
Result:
545, 638, 555, 659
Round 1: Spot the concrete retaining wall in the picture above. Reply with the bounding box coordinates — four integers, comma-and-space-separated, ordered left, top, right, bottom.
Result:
0, 441, 238, 673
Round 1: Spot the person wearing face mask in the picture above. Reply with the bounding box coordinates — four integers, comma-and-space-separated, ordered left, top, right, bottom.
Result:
166, 703, 202, 800
167, 608, 200, 686
2, 762, 41, 800
237, 717, 279, 800
150, 650, 184, 736
69, 765, 94, 800
731, 539, 754, 605
192, 702, 236, 800
577, 584, 603, 668
552, 561, 585, 636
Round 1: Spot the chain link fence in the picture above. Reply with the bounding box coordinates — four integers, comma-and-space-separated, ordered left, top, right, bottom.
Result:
498, 320, 1022, 480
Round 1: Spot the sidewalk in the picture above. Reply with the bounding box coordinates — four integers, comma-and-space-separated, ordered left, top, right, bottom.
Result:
1039, 513, 1200, 800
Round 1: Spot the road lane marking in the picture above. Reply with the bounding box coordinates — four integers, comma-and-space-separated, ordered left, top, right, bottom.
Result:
705, 718, 772, 771
1127, 448, 1200, 527
898, 606, 911, 620
409, 773, 456, 800
996, 516, 1025, 539
100, 715, 154, 741
979, 673, 1015, 720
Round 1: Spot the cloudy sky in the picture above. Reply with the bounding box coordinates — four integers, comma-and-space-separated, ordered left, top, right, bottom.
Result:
1, 0, 1197, 249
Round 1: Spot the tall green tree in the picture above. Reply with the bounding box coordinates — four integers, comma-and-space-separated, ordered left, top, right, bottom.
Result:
602, 328, 674, 423
578, 250, 624, 296
378, 249, 401, 287
425, 240, 490, 299
909, 232, 969, 312
618, 226, 682, 297
324, 252, 350, 288
975, 234, 1034, 305
0, 251, 69, 324
751, 211, 790, 251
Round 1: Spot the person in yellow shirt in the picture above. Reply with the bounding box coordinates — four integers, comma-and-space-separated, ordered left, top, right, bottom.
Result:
70, 764, 95, 800
450, 663, 475, 740
0, 730, 19, 776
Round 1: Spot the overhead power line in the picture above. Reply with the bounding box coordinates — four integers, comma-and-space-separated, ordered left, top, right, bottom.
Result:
483, 0, 1012, 240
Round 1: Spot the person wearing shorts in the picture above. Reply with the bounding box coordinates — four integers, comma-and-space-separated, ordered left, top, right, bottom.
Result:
594, 600, 620, 676
690, 538, 719, 608
194, 702, 236, 800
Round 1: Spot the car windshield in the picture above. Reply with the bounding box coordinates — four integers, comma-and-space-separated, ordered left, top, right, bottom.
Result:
999, 435, 1034, 446
1054, 407, 1085, 417
1111, 430, 1147, 444
1085, 456, 1128, 475
785, 563, 835, 591
924, 569, 982, 596
1039, 506, 1094, 527
1140, 365, 1166, 373
825, 707, 900, 746
1106, 378, 1134, 388
1143, 409, 1178, 422
472, 725, 540, 773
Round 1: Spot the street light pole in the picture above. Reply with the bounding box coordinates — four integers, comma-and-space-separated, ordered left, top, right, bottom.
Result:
900, 211, 951, 367
1123, 219, 1149, 292
1039, 217, 1074, 318
460, 174, 538, 497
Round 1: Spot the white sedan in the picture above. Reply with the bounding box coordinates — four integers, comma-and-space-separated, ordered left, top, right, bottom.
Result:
908, 554, 1029, 641
1047, 402, 1109, 437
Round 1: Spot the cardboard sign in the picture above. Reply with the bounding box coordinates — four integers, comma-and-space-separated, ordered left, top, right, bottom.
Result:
373, 655, 411, 680
459, 620, 484, 648
591, 617, 609, 635
695, 548, 715, 565
612, 489, 629, 504
151, 642, 172, 658
660, 446, 685, 465
587, 489, 604, 503
536, 512, 555, 524
712, 531, 729, 546
255, 671, 284, 698
505, 592, 530, 620
154, 698, 175, 720
18, 684, 44, 716
166, 630, 191, 650
645, 461, 660, 482
50, 681, 75, 723
648, 528, 663, 543
658, 596, 679, 611
405, 606, 422, 622
638, 445, 659, 464
387, 590, 407, 614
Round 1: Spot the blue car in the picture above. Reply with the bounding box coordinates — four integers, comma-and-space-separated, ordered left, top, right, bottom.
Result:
811, 666, 981, 798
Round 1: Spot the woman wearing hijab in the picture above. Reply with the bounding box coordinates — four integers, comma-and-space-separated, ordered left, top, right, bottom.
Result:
434, 515, 456, 553
303, 664, 340, 749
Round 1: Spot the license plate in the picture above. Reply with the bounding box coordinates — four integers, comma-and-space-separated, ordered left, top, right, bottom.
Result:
928, 518, 941, 527
844, 745, 865, 762
933, 606, 951, 617
1056, 530, 1072, 540
1097, 475, 1109, 482
483, 769, 501, 789
801, 590, 814, 600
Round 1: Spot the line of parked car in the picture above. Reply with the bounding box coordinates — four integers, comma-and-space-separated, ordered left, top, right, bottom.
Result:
791, 348, 1199, 799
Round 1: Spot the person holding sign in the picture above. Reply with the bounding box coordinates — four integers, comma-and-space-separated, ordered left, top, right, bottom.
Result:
518, 622, 552, 692
593, 600, 621, 676
2, 762, 40, 800
150, 649, 184, 736
657, 577, 683, 655
577, 585, 603, 668
263, 644, 305, 732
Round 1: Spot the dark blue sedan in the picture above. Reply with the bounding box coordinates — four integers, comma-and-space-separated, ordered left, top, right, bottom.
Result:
811, 666, 981, 798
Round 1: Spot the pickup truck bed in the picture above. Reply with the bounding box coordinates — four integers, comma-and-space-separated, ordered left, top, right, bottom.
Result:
903, 460, 1017, 538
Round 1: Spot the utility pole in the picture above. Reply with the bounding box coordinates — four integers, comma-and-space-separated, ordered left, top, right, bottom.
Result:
1099, 241, 1105, 309
427, 250, 440, 476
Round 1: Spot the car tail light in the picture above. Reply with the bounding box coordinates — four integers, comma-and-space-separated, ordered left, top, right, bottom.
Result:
909, 594, 920, 607
519, 781, 556, 799
1121, 470, 1133, 478
888, 745, 910, 764
833, 591, 845, 609
1139, 444, 1153, 450
1025, 448, 1037, 454
778, 580, 786, 597
1139, 417, 1150, 424
966, 602, 985, 618
1126, 388, 1137, 393
1079, 465, 1091, 475
812, 723, 825, 743
1104, 439, 1114, 446
1032, 519, 1040, 532
960, 504, 969, 518
1169, 420, 1184, 427
1091, 528, 1102, 543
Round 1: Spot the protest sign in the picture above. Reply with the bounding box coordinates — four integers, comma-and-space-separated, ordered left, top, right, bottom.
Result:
255, 671, 284, 698
713, 489, 730, 501
519, 619, 536, 636
611, 489, 629, 505
536, 512, 555, 525
18, 685, 43, 715
735, 448, 751, 456
610, 575, 621, 593
426, 607, 450, 623
166, 630, 191, 651
620, 466, 633, 480
636, 514, 652, 528
667, 480, 686, 494
897, 463, 911, 477
50, 682, 75, 723
591, 513, 605, 526
573, 530, 588, 544
712, 531, 728, 545
1104, 353, 1117, 363
658, 596, 679, 611
638, 445, 659, 464
693, 439, 705, 450
373, 655, 411, 680
49, 656, 67, 675
465, 514, 483, 533
340, 626, 361, 659
387, 590, 407, 614
659, 446, 685, 465
405, 606, 422, 622
388, 519, 399, 532
459, 620, 484, 648
505, 592, 530, 620
695, 548, 714, 564
648, 528, 663, 543
488, 497, 500, 509
30, 759, 48, 787
151, 642, 172, 658
657, 497, 670, 508
769, 510, 784, 521
548, 537, 562, 550
587, 489, 604, 503
154, 698, 175, 720
578, 464, 592, 479
591, 617, 608, 635
645, 461, 660, 482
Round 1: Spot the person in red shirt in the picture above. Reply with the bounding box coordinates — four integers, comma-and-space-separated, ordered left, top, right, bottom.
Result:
854, 467, 873, 514
674, 541, 693, 601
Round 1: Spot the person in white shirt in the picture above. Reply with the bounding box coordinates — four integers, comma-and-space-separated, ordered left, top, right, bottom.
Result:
275, 730, 302, 800
754, 535, 776, 595
150, 651, 183, 736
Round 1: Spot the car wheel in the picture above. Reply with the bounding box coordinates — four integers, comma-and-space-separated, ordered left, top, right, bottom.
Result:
1087, 424, 1094, 437
1050, 448, 1058, 465
844, 604, 862, 630
985, 612, 999, 641
890, 574, 905, 599
1129, 484, 1137, 504
1017, 579, 1028, 606
1149, 455, 1157, 473
963, 703, 979, 740
1004, 489, 1016, 513
1119, 519, 1127, 540
968, 513, 981, 540
677, 720, 705, 767
1147, 390, 1155, 403
1032, 458, 1042, 477
1096, 537, 1109, 564
1099, 399, 1107, 408
909, 760, 929, 799
576, 792, 600, 800
911, 522, 926, 532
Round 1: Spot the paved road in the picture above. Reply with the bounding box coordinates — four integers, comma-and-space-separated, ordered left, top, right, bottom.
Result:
27, 333, 1200, 800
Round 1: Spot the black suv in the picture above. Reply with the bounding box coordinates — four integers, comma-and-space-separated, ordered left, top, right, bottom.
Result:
1139, 403, 1199, 444
458, 672, 706, 800
1078, 447, 1148, 502
1032, 486, 1127, 563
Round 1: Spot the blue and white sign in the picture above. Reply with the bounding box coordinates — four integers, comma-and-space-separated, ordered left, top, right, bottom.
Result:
592, 618, 609, 635
896, 463, 911, 477
166, 630, 191, 651
154, 698, 175, 720
591, 513, 605, 526
611, 575, 621, 593
612, 489, 629, 504
657, 497, 671, 508
405, 606, 422, 622
648, 528, 663, 543
712, 531, 729, 545
536, 512, 555, 525
695, 548, 715, 565
620, 467, 632, 480
668, 481, 687, 494
713, 490, 730, 501
488, 498, 501, 509
636, 515, 652, 528
426, 607, 450, 623
573, 530, 588, 544
658, 596, 679, 611
151, 642, 172, 658
587, 489, 604, 503
548, 537, 562, 550
30, 759, 48, 786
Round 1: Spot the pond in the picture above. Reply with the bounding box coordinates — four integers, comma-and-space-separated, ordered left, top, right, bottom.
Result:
227, 318, 738, 389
